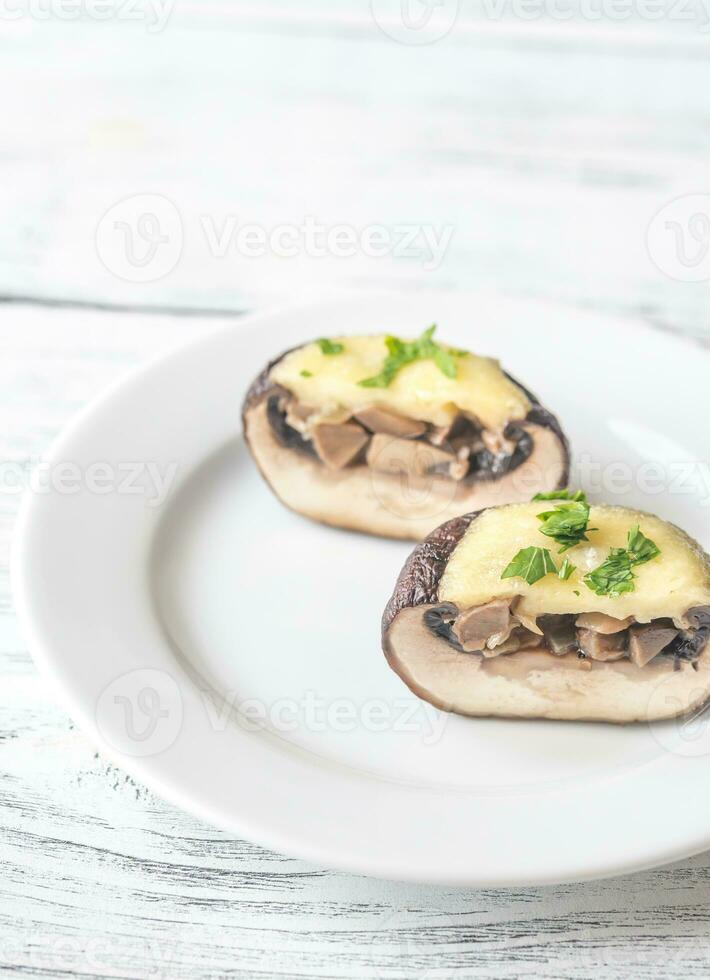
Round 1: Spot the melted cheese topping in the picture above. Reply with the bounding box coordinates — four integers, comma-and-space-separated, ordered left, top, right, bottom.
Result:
270, 335, 531, 429
439, 503, 710, 624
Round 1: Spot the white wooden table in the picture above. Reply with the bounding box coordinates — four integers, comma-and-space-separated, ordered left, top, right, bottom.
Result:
4, 4, 710, 976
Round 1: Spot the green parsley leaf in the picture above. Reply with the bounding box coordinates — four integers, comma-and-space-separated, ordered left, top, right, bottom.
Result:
626, 524, 660, 565
385, 335, 406, 356
316, 338, 344, 355
536, 499, 595, 553
357, 325, 460, 388
583, 526, 661, 598
300, 369, 313, 378
573, 590, 581, 597
584, 548, 636, 598
358, 366, 397, 389
558, 558, 576, 581
501, 547, 558, 586
432, 346, 457, 379
532, 488, 588, 503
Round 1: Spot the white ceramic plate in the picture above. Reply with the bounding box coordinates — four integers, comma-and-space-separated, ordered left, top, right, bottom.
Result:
14, 291, 710, 886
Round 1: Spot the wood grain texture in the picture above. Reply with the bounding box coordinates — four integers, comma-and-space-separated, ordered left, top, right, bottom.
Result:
3, 303, 710, 979
2, 5, 710, 343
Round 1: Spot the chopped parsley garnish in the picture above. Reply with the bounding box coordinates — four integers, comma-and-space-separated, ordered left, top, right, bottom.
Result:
316, 338, 344, 355
531, 488, 595, 553
626, 524, 661, 565
536, 499, 595, 553
357, 325, 458, 388
558, 558, 576, 581
532, 489, 588, 503
501, 547, 558, 586
584, 524, 661, 598
300, 369, 313, 378
584, 548, 636, 598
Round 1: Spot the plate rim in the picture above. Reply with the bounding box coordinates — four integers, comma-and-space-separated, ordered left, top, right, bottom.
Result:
13, 290, 710, 886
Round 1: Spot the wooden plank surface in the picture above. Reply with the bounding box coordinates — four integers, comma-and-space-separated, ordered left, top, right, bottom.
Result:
2, 6, 710, 341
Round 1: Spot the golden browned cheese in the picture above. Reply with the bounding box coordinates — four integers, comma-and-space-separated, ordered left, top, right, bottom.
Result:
270, 335, 531, 430
439, 503, 710, 624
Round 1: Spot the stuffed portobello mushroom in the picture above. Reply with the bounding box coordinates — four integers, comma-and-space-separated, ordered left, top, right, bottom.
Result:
242, 328, 569, 540
382, 494, 710, 722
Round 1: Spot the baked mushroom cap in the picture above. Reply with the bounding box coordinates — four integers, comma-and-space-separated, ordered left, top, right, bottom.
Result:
242, 336, 570, 540
382, 503, 710, 723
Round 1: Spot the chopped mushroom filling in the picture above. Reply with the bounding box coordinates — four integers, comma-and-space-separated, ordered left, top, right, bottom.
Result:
267, 392, 533, 482
423, 600, 710, 669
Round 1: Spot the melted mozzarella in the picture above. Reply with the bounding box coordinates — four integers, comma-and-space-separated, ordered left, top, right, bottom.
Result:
270, 335, 531, 429
439, 502, 710, 624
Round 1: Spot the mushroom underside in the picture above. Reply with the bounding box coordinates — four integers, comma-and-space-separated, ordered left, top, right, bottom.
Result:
384, 604, 710, 723
243, 396, 568, 540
